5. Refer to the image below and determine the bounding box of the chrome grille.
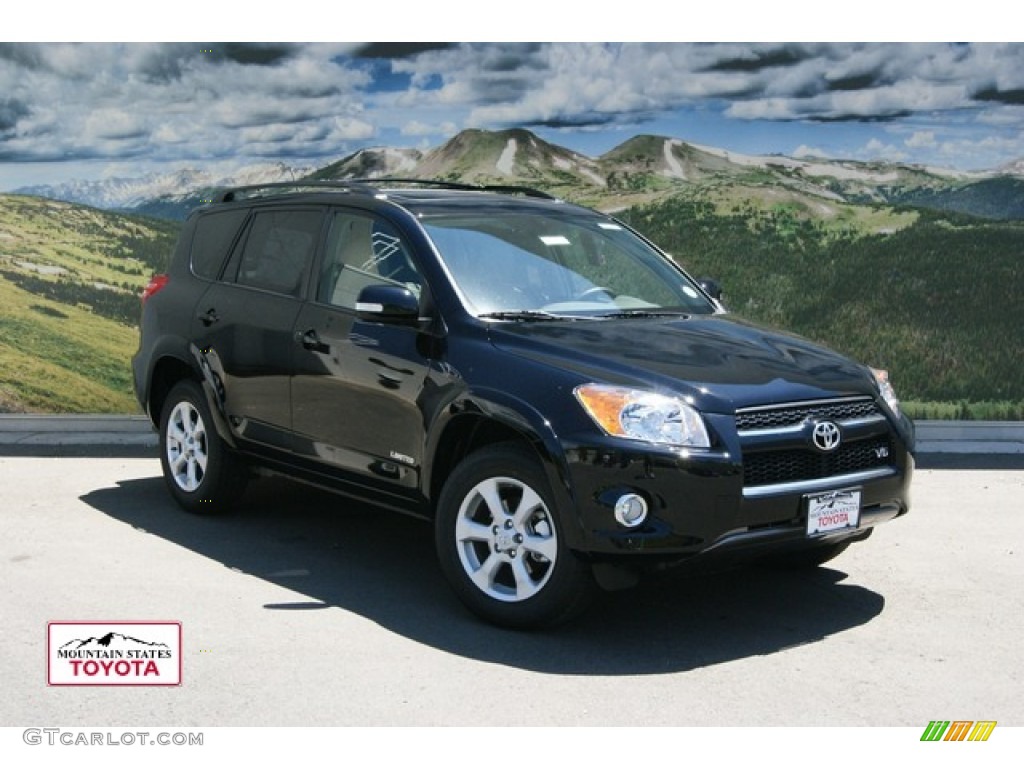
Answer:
[736,397,896,491]
[736,397,879,432]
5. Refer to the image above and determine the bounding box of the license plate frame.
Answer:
[805,487,861,536]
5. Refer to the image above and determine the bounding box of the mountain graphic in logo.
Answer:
[48,622,182,686]
[59,632,170,651]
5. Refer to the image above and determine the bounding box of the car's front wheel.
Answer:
[158,379,246,514]
[435,444,595,628]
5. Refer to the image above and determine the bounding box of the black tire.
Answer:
[158,379,246,514]
[434,444,596,629]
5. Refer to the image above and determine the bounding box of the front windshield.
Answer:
[421,211,716,318]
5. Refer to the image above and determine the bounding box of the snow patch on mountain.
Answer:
[580,167,607,187]
[662,139,686,180]
[349,147,419,176]
[496,138,518,176]
[998,158,1024,176]
[384,147,419,174]
[17,162,313,210]
[691,142,802,171]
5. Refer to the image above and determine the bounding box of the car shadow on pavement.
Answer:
[81,473,885,676]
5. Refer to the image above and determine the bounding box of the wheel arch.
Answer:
[424,392,587,550]
[146,354,196,428]
[158,377,247,514]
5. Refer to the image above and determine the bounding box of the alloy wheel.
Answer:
[454,475,559,603]
[165,400,208,492]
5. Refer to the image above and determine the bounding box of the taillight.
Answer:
[141,274,169,304]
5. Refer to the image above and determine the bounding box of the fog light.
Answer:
[614,494,649,528]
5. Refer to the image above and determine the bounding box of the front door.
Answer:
[290,209,434,494]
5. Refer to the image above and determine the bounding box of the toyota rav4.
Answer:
[133,180,914,628]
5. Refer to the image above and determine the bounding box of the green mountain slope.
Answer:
[4,156,1023,417]
[0,195,179,413]
[619,196,1024,409]
[310,128,1024,223]
[893,177,1024,220]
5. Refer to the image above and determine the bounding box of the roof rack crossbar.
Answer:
[477,184,558,200]
[347,178,478,192]
[348,178,558,200]
[218,180,378,203]
[215,178,559,204]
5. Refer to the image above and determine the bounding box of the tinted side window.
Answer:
[236,210,322,297]
[190,209,248,279]
[317,211,422,309]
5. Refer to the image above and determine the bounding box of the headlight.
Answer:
[871,368,901,417]
[574,384,710,448]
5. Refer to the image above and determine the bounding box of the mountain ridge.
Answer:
[1,169,1022,415]
[16,162,314,217]
[16,128,1024,221]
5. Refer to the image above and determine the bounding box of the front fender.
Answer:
[424,386,589,551]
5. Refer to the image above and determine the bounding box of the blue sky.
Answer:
[2,35,1023,189]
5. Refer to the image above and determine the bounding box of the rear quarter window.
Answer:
[190,209,248,279]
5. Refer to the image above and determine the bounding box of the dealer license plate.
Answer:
[805,488,861,536]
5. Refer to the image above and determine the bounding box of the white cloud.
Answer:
[793,144,828,159]
[860,138,907,163]
[0,43,375,165]
[393,43,1024,131]
[328,116,376,141]
[83,109,147,141]
[1,42,1024,179]
[905,131,936,149]
[401,120,458,137]
[935,133,1024,167]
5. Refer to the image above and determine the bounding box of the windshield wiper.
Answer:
[479,309,605,322]
[598,309,692,319]
[478,310,566,322]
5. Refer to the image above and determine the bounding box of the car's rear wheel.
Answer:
[158,379,245,514]
[435,444,595,628]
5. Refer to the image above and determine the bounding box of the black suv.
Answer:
[133,180,914,628]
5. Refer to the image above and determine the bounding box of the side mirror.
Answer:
[698,278,722,301]
[355,284,420,323]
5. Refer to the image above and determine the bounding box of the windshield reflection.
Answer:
[422,212,715,318]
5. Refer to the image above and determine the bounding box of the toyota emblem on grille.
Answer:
[811,420,842,452]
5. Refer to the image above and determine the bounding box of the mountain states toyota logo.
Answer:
[47,622,182,686]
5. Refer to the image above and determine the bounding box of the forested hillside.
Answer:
[2,186,1022,419]
[619,196,1024,418]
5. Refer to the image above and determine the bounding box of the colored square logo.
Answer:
[47,622,182,686]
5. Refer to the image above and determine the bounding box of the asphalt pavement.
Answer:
[1,446,1022,728]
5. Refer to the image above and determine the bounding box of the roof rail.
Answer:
[217,180,377,203]
[348,178,477,192]
[351,178,559,200]
[477,184,559,200]
[215,178,559,203]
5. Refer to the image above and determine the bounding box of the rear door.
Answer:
[192,207,325,453]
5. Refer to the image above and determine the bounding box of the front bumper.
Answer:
[558,423,913,565]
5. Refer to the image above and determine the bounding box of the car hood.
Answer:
[487,315,877,414]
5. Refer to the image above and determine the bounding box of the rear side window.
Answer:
[236,210,323,297]
[190,209,248,279]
